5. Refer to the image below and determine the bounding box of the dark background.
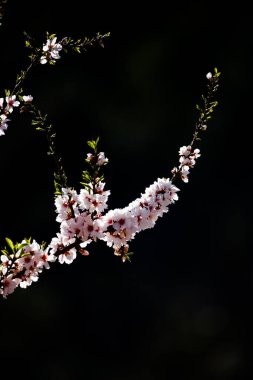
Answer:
[0,1,251,379]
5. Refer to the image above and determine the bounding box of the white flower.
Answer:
[193,148,201,159]
[206,72,212,80]
[49,231,78,264]
[100,177,180,249]
[178,146,201,182]
[5,95,20,113]
[101,208,137,247]
[0,255,11,275]
[0,98,4,108]
[23,95,33,103]
[55,195,73,222]
[40,36,62,64]
[0,114,10,136]
[86,153,94,162]
[40,56,48,65]
[180,165,190,182]
[58,248,77,265]
[78,187,110,214]
[2,275,19,298]
[97,152,108,166]
[49,233,75,254]
[20,277,33,288]
[55,189,79,222]
[179,156,191,166]
[179,145,192,157]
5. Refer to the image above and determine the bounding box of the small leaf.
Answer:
[5,237,15,253]
[87,140,95,150]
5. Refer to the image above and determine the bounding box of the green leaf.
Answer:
[87,140,95,150]
[5,237,15,253]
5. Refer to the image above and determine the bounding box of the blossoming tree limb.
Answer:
[0,30,221,298]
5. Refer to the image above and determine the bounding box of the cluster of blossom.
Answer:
[100,178,179,249]
[171,145,201,182]
[50,176,179,263]
[0,28,217,299]
[0,240,56,298]
[50,179,111,264]
[0,94,33,136]
[0,152,111,297]
[86,151,109,166]
[40,37,62,65]
[0,145,201,297]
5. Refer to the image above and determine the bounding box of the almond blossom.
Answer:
[5,95,20,113]
[23,95,33,103]
[178,145,201,183]
[0,255,11,275]
[40,36,62,64]
[0,114,9,136]
[2,275,20,298]
[0,239,56,297]
[0,94,33,137]
[97,152,109,166]
[0,69,220,297]
[0,146,199,297]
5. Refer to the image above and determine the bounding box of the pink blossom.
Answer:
[86,153,94,162]
[2,275,20,298]
[0,255,11,275]
[178,145,201,183]
[78,187,110,213]
[23,95,33,103]
[179,145,192,157]
[0,114,10,136]
[58,248,77,264]
[97,152,108,166]
[40,36,62,64]
[5,95,20,113]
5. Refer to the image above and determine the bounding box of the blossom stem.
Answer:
[29,105,68,193]
[52,238,82,257]
[11,53,40,97]
[190,77,219,146]
[171,70,220,183]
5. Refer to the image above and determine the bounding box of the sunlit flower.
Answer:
[0,255,11,275]
[40,36,62,64]
[0,114,10,136]
[23,95,33,103]
[5,95,20,113]
[2,275,19,298]
[58,248,77,264]
[97,152,108,166]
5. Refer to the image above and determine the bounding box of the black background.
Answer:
[0,1,252,379]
